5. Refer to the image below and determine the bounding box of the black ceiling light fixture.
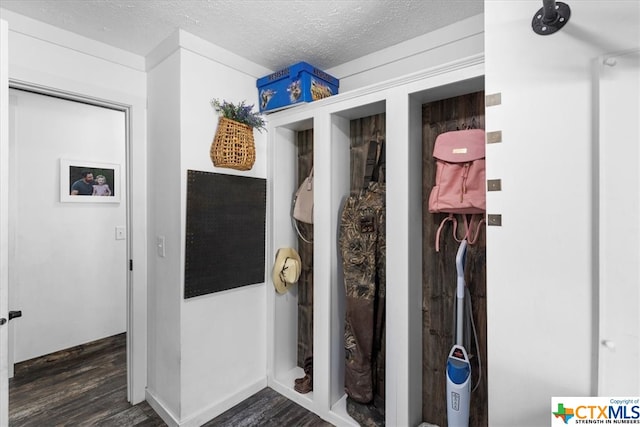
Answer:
[532,0,571,35]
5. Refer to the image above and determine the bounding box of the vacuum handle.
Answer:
[456,240,468,298]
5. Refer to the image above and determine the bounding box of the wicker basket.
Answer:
[210,117,256,170]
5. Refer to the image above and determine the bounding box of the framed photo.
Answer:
[60,159,121,203]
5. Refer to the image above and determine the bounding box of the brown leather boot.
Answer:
[294,374,313,394]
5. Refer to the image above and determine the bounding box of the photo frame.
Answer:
[60,159,121,203]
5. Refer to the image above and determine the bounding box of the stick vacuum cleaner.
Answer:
[446,239,471,427]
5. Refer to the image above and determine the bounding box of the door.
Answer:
[597,49,640,395]
[7,88,128,410]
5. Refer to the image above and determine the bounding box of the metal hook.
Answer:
[532,0,571,35]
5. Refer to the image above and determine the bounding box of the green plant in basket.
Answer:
[211,98,266,133]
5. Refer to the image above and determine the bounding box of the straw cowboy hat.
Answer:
[272,247,302,294]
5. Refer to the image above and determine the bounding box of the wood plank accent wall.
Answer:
[297,130,314,368]
[421,92,488,427]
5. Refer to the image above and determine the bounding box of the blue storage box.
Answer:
[257,62,339,113]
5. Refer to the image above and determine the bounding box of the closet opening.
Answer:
[329,101,386,425]
[268,118,316,405]
[416,79,488,427]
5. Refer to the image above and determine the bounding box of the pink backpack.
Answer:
[428,129,486,251]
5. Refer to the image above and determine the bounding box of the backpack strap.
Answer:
[436,213,485,252]
[435,213,461,252]
[465,214,485,246]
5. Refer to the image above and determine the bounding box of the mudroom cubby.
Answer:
[421,90,488,427]
[267,116,316,403]
[327,101,388,426]
[267,54,485,426]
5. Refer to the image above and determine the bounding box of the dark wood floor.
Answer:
[9,333,333,427]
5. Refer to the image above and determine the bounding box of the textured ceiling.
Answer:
[0,0,483,71]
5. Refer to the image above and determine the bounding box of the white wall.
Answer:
[9,89,126,362]
[327,14,484,92]
[1,8,149,403]
[146,49,182,421]
[178,48,267,423]
[146,32,269,425]
[484,2,640,426]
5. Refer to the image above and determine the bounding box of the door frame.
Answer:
[594,48,640,395]
[5,79,146,405]
[1,18,10,427]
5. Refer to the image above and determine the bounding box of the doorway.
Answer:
[7,88,130,412]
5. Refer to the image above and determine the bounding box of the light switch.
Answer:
[115,226,126,240]
[157,236,166,257]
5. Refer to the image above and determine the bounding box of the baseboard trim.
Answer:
[145,389,180,427]
[146,379,268,427]
[179,378,268,427]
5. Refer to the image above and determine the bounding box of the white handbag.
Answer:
[292,167,313,243]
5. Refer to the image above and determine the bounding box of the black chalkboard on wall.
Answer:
[184,170,266,298]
